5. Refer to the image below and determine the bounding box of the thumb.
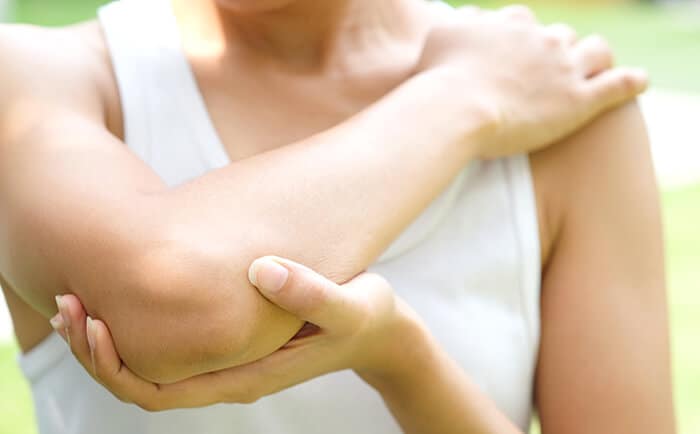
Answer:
[248,256,362,333]
[586,67,648,111]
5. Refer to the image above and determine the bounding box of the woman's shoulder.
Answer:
[0,20,107,86]
[529,101,653,265]
[0,20,121,138]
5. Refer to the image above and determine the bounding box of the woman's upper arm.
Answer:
[531,102,675,434]
[0,100,194,375]
[0,31,273,382]
[0,27,168,318]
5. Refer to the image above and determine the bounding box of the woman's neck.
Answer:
[173,0,429,73]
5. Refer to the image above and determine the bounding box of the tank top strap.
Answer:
[98,0,228,181]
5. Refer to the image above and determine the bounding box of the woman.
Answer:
[0,0,672,433]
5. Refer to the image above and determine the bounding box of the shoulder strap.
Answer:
[98,0,228,179]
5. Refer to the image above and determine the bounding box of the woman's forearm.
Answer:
[364,320,522,434]
[162,71,479,280]
[131,71,483,380]
[4,71,482,383]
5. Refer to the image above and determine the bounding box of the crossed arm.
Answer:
[0,20,674,434]
[0,10,651,389]
[0,53,477,383]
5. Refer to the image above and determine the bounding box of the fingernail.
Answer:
[86,317,96,351]
[55,295,71,345]
[249,257,289,293]
[86,317,97,374]
[247,260,259,287]
[49,313,64,331]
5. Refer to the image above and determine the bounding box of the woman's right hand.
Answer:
[416,5,647,159]
[49,257,425,411]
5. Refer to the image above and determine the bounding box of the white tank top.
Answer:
[19,1,541,433]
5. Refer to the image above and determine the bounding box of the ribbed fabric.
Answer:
[20,1,541,433]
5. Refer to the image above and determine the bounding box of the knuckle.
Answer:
[131,389,167,412]
[220,378,261,404]
[559,60,576,76]
[565,84,586,105]
[619,73,637,93]
[238,392,261,405]
[134,398,164,413]
[592,39,613,60]
[602,49,615,66]
[542,31,562,49]
[113,393,132,405]
[133,398,151,411]
[235,385,262,404]
[586,34,612,55]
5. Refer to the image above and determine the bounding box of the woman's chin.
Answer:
[214,0,298,14]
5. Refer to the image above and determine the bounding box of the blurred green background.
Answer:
[0,1,698,434]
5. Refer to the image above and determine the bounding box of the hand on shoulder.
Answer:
[414,5,647,160]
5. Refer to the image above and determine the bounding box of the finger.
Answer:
[100,332,339,408]
[248,256,366,334]
[83,315,227,411]
[49,312,68,341]
[56,295,92,372]
[499,5,537,23]
[53,295,170,409]
[544,23,578,46]
[86,317,174,409]
[54,297,255,411]
[573,34,614,78]
[86,310,346,409]
[191,340,338,405]
[585,67,648,111]
[105,338,338,409]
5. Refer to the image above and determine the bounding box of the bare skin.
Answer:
[0,0,672,432]
[54,102,674,434]
[0,1,645,384]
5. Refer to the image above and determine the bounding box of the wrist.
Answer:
[355,302,435,392]
[408,69,499,161]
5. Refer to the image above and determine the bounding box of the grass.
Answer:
[11,0,109,26]
[0,344,34,434]
[663,184,700,434]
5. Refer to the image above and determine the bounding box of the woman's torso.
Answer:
[11,0,548,432]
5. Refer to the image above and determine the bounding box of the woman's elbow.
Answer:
[111,243,300,384]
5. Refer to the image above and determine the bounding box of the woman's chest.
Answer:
[192,63,404,162]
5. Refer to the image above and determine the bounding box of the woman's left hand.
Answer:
[51,256,422,411]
